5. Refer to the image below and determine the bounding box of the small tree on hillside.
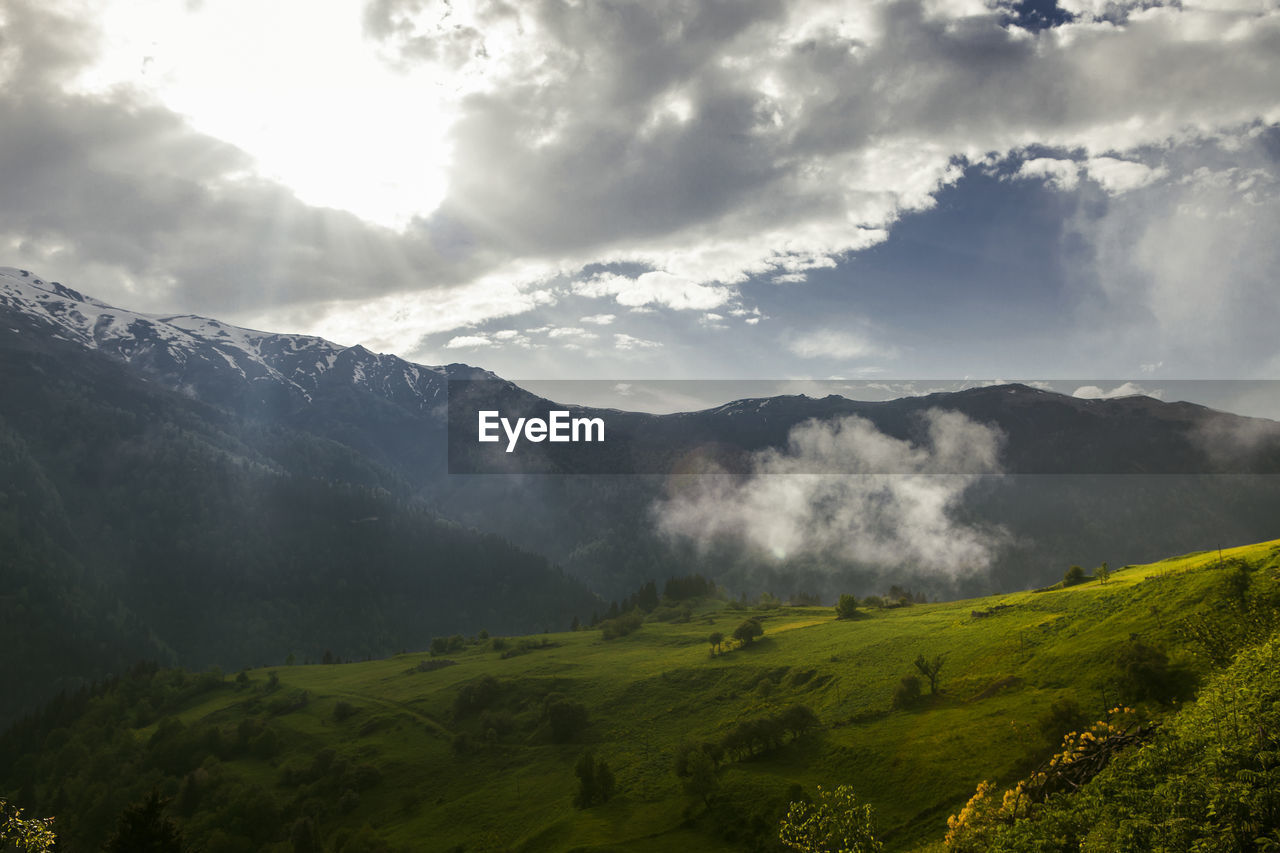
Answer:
[573,751,616,808]
[734,618,764,646]
[914,653,945,696]
[1096,562,1111,585]
[708,631,724,655]
[1063,565,1086,587]
[835,594,861,620]
[682,749,719,806]
[104,791,186,853]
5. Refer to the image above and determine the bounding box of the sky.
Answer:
[2,0,1279,408]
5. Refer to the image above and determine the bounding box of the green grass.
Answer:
[13,539,1280,852]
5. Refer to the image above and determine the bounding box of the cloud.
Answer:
[1085,157,1166,195]
[787,329,894,361]
[444,334,494,349]
[1066,135,1280,376]
[573,272,734,311]
[655,409,1006,575]
[1072,382,1162,399]
[1017,157,1082,190]
[547,326,599,341]
[614,332,662,350]
[3,0,1279,358]
[580,313,616,325]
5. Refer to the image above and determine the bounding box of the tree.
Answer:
[290,816,323,853]
[835,594,860,620]
[573,751,616,808]
[914,654,945,695]
[682,749,719,806]
[1063,565,1086,586]
[778,785,883,852]
[1,799,56,852]
[734,618,764,646]
[708,631,724,655]
[547,699,589,742]
[780,704,820,739]
[1096,561,1111,584]
[103,790,186,853]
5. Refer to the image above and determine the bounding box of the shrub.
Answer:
[573,751,616,808]
[835,594,861,620]
[779,785,883,852]
[547,699,589,743]
[892,676,922,710]
[453,676,501,718]
[733,618,764,646]
[600,610,644,640]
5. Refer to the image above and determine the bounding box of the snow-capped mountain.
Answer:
[0,266,499,417]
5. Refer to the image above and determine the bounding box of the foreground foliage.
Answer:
[0,798,56,852]
[947,627,1280,851]
[779,785,883,852]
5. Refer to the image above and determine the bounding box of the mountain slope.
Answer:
[3,539,1276,852]
[7,266,1280,598]
[0,277,600,727]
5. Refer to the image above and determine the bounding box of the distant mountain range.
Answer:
[4,266,1280,724]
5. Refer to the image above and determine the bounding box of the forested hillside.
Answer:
[4,541,1277,852]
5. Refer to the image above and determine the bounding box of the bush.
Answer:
[573,751,615,808]
[733,618,764,646]
[547,699,589,743]
[600,610,644,640]
[892,676,922,710]
[1114,639,1196,705]
[1063,565,1086,586]
[779,785,883,852]
[835,594,861,620]
[453,676,501,718]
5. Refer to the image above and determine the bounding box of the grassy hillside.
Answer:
[5,539,1279,852]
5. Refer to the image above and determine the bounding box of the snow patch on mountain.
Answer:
[0,267,463,414]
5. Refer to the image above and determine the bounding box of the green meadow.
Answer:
[6,538,1279,852]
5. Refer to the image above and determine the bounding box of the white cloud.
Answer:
[1072,382,1162,399]
[574,271,734,312]
[547,326,597,339]
[1017,158,1082,190]
[614,332,661,350]
[655,410,1006,574]
[580,313,616,325]
[1067,146,1280,376]
[788,329,894,361]
[444,334,494,349]
[1085,157,1166,195]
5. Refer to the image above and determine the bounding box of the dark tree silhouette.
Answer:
[103,790,185,853]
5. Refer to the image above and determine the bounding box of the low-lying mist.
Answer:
[654,409,1009,580]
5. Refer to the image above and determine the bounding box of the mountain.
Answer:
[0,268,599,728]
[5,266,1280,726]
